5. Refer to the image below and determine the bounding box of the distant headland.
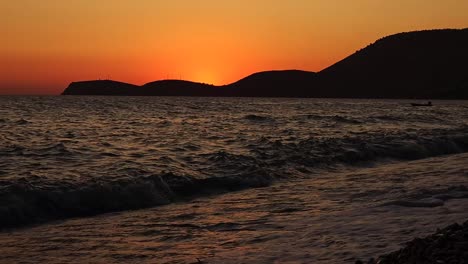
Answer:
[62,28,468,99]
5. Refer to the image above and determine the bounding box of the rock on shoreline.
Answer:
[358,220,468,264]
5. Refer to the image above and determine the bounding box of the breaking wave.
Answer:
[1,128,468,229]
[0,171,274,228]
[1,96,468,229]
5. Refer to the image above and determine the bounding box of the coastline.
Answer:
[360,220,468,263]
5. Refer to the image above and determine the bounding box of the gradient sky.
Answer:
[1,0,468,95]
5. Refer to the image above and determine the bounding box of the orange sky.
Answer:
[1,0,468,95]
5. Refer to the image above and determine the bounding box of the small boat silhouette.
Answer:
[411,101,432,107]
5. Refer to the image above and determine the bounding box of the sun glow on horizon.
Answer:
[1,0,468,94]
[191,70,219,85]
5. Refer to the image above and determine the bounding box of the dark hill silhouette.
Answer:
[62,28,468,99]
[62,80,139,95]
[318,28,468,99]
[141,80,219,96]
[224,70,318,97]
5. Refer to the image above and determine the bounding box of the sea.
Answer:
[0,96,468,263]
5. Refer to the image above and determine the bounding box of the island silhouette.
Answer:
[62,28,468,99]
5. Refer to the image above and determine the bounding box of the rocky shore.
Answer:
[358,220,468,264]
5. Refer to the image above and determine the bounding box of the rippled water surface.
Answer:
[1,96,468,263]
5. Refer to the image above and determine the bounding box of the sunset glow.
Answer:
[1,0,468,94]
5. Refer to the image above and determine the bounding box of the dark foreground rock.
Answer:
[358,220,468,264]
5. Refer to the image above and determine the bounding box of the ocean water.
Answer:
[1,96,468,263]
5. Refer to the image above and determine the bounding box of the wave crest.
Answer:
[0,170,275,229]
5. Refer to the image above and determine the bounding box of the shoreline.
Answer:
[358,220,468,263]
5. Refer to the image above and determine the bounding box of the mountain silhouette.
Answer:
[63,80,139,95]
[62,28,468,99]
[317,28,468,98]
[223,70,317,97]
[141,80,218,96]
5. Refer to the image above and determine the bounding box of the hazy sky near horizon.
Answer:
[1,0,468,94]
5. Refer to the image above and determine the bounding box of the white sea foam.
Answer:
[0,152,467,263]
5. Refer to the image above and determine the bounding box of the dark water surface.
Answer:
[1,96,468,262]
